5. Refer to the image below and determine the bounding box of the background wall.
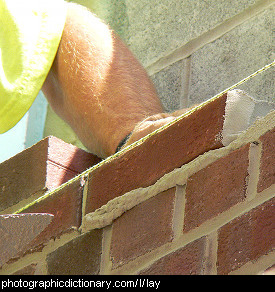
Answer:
[1,0,273,162]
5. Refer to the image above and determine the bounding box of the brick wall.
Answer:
[0,0,274,275]
[0,92,274,275]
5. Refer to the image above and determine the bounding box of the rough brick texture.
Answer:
[217,197,275,275]
[139,237,206,275]
[20,178,84,253]
[257,129,275,193]
[0,136,100,212]
[47,229,103,275]
[85,94,226,213]
[184,144,250,232]
[110,188,176,268]
[0,214,53,267]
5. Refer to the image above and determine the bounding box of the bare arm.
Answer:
[42,3,164,158]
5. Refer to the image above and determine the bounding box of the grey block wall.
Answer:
[188,6,274,105]
[99,0,274,111]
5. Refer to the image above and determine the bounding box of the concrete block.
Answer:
[71,0,130,41]
[151,59,185,112]
[125,0,257,67]
[189,7,274,105]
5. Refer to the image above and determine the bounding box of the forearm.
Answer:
[43,3,163,157]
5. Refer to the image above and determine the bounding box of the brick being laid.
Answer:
[82,90,275,231]
[81,93,225,227]
[84,92,226,214]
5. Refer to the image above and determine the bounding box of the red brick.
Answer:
[85,94,226,213]
[47,229,103,275]
[0,214,53,267]
[47,136,101,174]
[217,197,275,275]
[184,144,249,232]
[139,237,206,275]
[257,128,275,193]
[19,178,84,253]
[110,188,176,268]
[0,136,100,212]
